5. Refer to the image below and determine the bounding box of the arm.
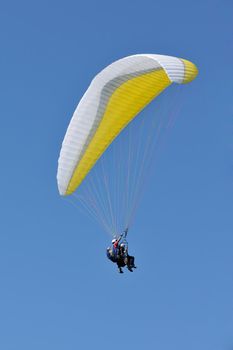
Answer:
[117,235,122,244]
[114,235,123,248]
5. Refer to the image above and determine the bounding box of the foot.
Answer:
[119,268,123,273]
[128,267,133,272]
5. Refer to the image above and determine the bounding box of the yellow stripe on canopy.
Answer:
[66,68,171,195]
[181,59,198,84]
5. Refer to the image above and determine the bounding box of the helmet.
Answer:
[120,243,125,247]
[112,238,117,244]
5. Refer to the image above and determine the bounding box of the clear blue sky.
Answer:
[0,0,232,349]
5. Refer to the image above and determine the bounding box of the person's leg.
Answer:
[127,255,136,270]
[126,256,133,271]
[117,261,124,273]
[130,256,136,268]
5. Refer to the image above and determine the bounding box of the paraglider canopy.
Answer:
[57,54,198,196]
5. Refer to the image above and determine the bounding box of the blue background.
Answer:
[0,0,232,349]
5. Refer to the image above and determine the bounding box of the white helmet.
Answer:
[112,238,117,244]
[120,243,125,247]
